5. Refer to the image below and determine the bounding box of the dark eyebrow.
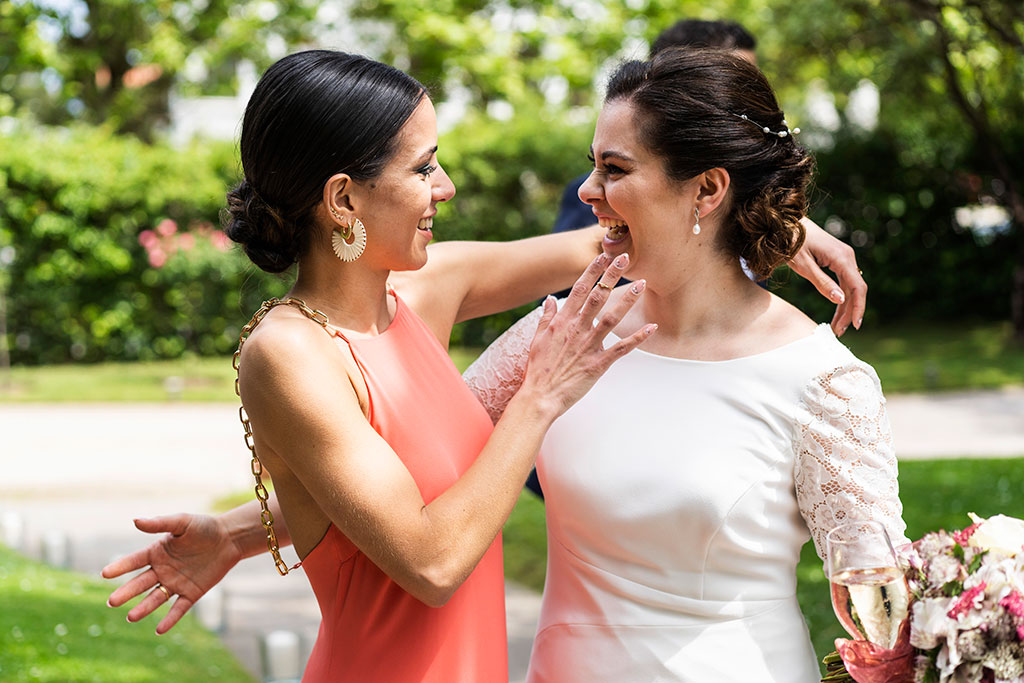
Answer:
[589,145,634,163]
[415,146,438,164]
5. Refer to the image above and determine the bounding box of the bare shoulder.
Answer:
[237,306,352,399]
[757,293,821,345]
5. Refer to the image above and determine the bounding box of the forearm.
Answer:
[220,495,291,560]
[452,226,603,321]
[414,391,556,601]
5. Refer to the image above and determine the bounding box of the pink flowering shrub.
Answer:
[138,219,231,269]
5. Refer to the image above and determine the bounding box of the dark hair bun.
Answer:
[732,155,814,279]
[223,179,299,274]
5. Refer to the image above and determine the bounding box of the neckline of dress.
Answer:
[608,322,834,365]
[322,289,403,343]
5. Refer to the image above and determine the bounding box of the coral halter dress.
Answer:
[300,293,508,682]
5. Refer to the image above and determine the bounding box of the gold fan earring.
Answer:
[329,207,367,262]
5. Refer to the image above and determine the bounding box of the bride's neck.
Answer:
[639,256,767,342]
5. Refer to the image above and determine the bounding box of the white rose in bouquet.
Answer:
[967,513,1024,558]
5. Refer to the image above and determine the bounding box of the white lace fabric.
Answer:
[794,361,908,561]
[462,306,542,424]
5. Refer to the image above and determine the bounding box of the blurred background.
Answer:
[1,1,1022,681]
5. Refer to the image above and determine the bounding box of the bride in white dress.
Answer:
[464,48,908,682]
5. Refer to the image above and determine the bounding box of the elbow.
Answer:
[410,560,464,608]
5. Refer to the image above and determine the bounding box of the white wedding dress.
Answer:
[464,306,909,682]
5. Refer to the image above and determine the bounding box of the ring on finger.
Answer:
[596,282,613,291]
[154,583,171,600]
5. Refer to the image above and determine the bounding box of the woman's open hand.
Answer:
[521,253,655,419]
[102,513,243,634]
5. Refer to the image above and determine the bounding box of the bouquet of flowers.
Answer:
[904,513,1024,682]
[826,514,1024,683]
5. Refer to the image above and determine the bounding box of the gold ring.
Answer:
[155,584,171,600]
[596,282,613,291]
[858,269,863,275]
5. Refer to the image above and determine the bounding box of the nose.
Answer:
[433,164,456,203]
[578,169,603,207]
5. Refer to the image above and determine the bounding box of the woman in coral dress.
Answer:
[103,50,652,682]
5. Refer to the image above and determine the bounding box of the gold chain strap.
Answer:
[233,297,331,575]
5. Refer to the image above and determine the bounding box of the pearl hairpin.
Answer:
[737,113,800,139]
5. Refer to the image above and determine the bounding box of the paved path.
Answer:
[1,390,1021,680]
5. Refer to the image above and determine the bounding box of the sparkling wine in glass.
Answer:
[827,520,909,649]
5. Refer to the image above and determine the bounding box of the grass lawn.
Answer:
[0,347,484,403]
[840,321,1024,393]
[501,457,1024,672]
[0,545,253,683]
[1,321,1021,402]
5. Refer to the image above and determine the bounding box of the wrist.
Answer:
[221,504,265,561]
[506,386,560,428]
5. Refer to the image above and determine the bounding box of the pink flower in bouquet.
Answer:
[178,233,196,251]
[953,523,981,547]
[948,583,987,621]
[1000,592,1024,641]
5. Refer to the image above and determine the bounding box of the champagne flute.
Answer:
[827,520,909,649]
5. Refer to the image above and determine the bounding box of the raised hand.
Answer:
[789,217,867,337]
[520,252,655,418]
[102,513,244,634]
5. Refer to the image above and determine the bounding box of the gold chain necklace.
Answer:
[233,297,330,575]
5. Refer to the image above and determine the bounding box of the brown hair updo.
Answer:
[223,50,426,273]
[604,48,814,279]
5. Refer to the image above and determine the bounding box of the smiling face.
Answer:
[353,98,455,272]
[579,98,704,284]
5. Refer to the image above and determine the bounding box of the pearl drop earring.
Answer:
[692,207,701,235]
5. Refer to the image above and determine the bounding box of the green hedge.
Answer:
[774,132,1016,326]
[1,123,288,364]
[1,118,1015,365]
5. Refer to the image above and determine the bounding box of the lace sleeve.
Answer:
[462,306,544,424]
[794,361,909,564]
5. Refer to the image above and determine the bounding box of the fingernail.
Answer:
[854,317,862,329]
[840,325,848,336]
[647,324,658,334]
[596,253,609,265]
[126,616,133,623]
[613,254,628,268]
[630,279,646,294]
[106,599,113,608]
[829,289,845,304]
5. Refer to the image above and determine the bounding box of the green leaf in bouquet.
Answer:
[952,543,966,561]
[942,580,964,597]
[968,549,988,574]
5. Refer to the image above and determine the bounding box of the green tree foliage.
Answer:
[0,0,318,138]
[3,1,1023,362]
[351,0,1023,334]
[761,0,1023,333]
